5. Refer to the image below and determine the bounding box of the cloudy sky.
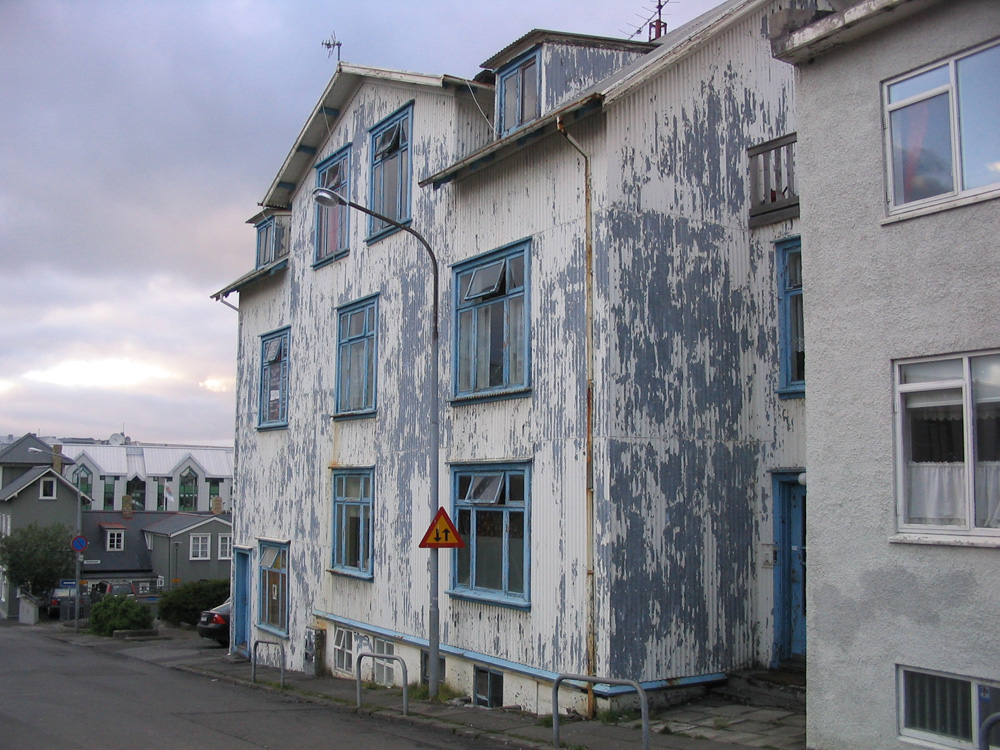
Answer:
[1,0,725,447]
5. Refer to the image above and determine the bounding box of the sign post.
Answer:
[419,508,464,695]
[70,536,87,633]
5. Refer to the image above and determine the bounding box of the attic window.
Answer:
[106,529,124,552]
[40,478,57,500]
[498,51,540,136]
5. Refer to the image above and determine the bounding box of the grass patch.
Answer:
[407,681,463,702]
[596,707,640,725]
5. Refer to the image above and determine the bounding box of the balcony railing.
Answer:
[749,133,799,227]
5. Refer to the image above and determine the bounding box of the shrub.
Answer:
[90,595,153,636]
[157,579,229,626]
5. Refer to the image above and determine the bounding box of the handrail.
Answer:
[551,673,649,750]
[251,639,286,688]
[980,711,1000,749]
[355,652,409,715]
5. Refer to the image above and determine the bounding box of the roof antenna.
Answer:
[322,31,342,61]
[648,1,667,41]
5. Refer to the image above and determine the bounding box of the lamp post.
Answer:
[29,446,81,632]
[312,187,443,698]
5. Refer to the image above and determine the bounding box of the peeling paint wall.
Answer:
[541,43,649,113]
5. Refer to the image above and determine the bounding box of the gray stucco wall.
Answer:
[795,2,1000,747]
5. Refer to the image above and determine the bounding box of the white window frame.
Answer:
[333,626,355,674]
[372,637,395,686]
[218,533,232,560]
[884,39,1000,214]
[894,350,1000,539]
[106,529,124,552]
[40,478,57,499]
[190,534,211,560]
[899,665,1000,749]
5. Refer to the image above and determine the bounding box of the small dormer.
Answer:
[252,210,290,269]
[481,30,655,138]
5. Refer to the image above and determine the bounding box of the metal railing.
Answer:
[551,673,650,750]
[355,652,409,715]
[251,639,286,688]
[980,711,1000,749]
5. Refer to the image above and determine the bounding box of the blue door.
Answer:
[233,549,251,657]
[773,476,806,664]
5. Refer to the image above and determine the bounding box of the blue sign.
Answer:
[71,535,88,552]
[59,579,77,587]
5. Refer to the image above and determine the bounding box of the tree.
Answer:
[0,522,74,598]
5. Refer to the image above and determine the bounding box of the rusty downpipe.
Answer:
[556,115,597,718]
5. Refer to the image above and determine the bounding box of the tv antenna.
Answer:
[621,0,671,41]
[322,30,342,60]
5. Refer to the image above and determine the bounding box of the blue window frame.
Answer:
[255,214,288,268]
[498,50,539,136]
[368,104,412,241]
[453,241,529,400]
[259,328,290,428]
[776,238,804,398]
[335,297,377,416]
[331,469,373,577]
[258,541,288,635]
[315,148,350,264]
[451,464,529,607]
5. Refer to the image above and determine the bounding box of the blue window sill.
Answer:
[365,219,412,245]
[447,588,530,611]
[256,623,289,639]
[777,384,805,400]
[332,409,376,422]
[313,250,349,270]
[450,386,531,406]
[327,567,374,581]
[257,422,289,431]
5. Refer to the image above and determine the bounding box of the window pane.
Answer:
[344,475,362,499]
[361,504,371,570]
[891,93,954,204]
[467,474,503,503]
[508,472,524,504]
[790,293,805,383]
[508,511,524,595]
[507,255,524,290]
[457,509,471,586]
[902,358,964,384]
[957,44,1000,190]
[383,152,400,222]
[521,60,538,123]
[475,511,504,591]
[973,354,1000,527]
[888,65,949,103]
[343,505,361,567]
[503,72,518,130]
[509,296,525,386]
[465,260,505,300]
[904,389,966,526]
[458,310,474,392]
[904,670,972,741]
[786,251,802,289]
[348,310,367,338]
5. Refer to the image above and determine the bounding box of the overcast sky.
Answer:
[1,0,725,447]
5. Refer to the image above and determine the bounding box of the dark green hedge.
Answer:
[157,579,229,626]
[89,595,153,636]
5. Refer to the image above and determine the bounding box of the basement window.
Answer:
[900,666,1000,747]
[474,667,504,708]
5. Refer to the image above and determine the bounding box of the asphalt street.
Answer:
[0,621,497,749]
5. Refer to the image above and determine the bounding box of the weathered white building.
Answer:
[773,0,1000,747]
[218,0,814,712]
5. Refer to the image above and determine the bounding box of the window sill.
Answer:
[889,533,1000,549]
[313,251,348,270]
[256,623,289,639]
[450,387,531,406]
[256,422,288,432]
[447,588,530,611]
[776,384,805,400]
[882,185,1000,225]
[332,410,376,422]
[327,567,374,581]
[365,220,412,245]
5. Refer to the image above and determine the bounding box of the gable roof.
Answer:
[80,511,176,576]
[142,511,232,537]
[421,0,771,189]
[480,29,654,71]
[0,434,58,466]
[0,465,84,503]
[61,444,233,480]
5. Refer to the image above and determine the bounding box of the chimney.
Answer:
[52,444,64,474]
[122,495,134,519]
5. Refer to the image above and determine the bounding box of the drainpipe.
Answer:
[556,115,597,717]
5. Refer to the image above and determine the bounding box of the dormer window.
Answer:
[255,214,289,268]
[498,51,540,135]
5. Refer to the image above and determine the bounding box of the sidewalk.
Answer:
[35,620,805,750]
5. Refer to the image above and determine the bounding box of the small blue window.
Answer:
[255,215,288,269]
[259,328,290,428]
[315,148,350,264]
[451,464,529,607]
[335,297,377,416]
[331,469,373,578]
[777,238,804,398]
[453,242,529,400]
[258,542,288,635]
[368,104,412,241]
[498,51,540,136]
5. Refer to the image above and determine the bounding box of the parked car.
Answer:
[92,580,137,599]
[196,598,231,646]
[44,587,75,618]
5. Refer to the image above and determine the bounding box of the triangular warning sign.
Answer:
[419,507,465,549]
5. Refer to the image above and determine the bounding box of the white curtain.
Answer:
[907,461,1000,527]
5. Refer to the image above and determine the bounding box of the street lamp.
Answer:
[28,446,83,633]
[312,187,443,698]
